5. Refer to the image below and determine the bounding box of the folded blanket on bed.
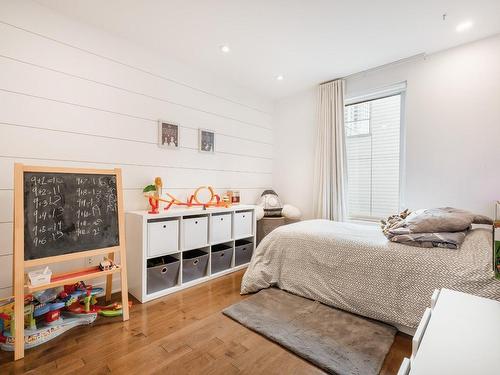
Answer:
[381,207,492,249]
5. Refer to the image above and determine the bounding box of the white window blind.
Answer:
[344,93,403,220]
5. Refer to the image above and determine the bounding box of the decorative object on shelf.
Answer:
[199,128,215,153]
[99,258,116,271]
[143,179,231,212]
[158,120,179,149]
[143,177,163,214]
[257,190,283,217]
[27,267,52,287]
[226,190,240,205]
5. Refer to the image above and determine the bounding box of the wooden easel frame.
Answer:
[13,164,129,360]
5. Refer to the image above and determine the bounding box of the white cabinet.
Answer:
[147,219,179,257]
[402,289,500,375]
[210,213,232,244]
[183,216,208,250]
[234,211,253,239]
[126,205,256,303]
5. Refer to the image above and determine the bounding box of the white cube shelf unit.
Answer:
[125,205,256,303]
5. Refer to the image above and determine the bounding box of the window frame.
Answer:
[344,83,406,221]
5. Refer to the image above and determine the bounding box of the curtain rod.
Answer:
[319,53,425,86]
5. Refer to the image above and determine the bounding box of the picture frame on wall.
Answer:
[199,128,215,153]
[158,120,180,149]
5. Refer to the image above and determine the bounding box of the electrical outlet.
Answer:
[85,256,99,266]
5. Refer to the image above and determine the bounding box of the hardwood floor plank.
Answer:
[0,269,411,374]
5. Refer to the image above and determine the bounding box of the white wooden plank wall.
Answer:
[0,0,274,297]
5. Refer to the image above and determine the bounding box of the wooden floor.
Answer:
[0,270,411,374]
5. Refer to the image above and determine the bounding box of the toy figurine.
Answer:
[143,177,163,214]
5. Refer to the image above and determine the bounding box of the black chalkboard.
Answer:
[24,172,120,261]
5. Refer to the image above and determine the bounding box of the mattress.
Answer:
[241,220,500,329]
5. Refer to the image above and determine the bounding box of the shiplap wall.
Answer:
[0,0,273,297]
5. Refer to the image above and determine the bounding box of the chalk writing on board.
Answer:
[24,173,120,260]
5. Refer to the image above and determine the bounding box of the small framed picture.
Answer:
[199,128,215,153]
[158,120,180,149]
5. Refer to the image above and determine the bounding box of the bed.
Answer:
[241,220,500,333]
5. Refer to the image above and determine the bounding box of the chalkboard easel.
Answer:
[12,164,130,360]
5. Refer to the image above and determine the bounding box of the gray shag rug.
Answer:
[223,288,396,375]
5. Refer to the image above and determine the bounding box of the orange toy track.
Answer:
[144,185,231,212]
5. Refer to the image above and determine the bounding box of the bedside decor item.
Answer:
[255,206,265,221]
[158,120,179,149]
[199,128,215,153]
[257,190,283,217]
[282,204,302,220]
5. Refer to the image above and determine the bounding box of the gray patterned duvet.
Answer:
[241,220,500,330]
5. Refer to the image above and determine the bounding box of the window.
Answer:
[344,92,404,220]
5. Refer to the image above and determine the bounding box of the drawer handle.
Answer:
[195,221,198,224]
[242,215,245,218]
[193,259,199,265]
[163,225,166,228]
[220,217,223,221]
[161,267,168,274]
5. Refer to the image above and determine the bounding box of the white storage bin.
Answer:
[234,211,253,239]
[183,216,208,250]
[210,213,232,244]
[148,219,179,257]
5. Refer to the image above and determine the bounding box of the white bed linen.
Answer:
[241,220,500,329]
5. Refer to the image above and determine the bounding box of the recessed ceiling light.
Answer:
[276,75,284,81]
[456,20,473,32]
[220,45,230,53]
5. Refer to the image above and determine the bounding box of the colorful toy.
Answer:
[143,177,232,213]
[0,281,128,352]
[99,258,116,271]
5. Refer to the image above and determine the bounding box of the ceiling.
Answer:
[35,0,500,101]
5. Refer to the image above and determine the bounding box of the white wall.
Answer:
[274,33,500,220]
[273,89,316,219]
[0,0,273,297]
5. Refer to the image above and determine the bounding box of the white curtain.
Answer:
[313,79,347,221]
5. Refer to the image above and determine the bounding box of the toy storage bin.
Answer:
[210,213,232,244]
[235,239,253,266]
[183,215,209,250]
[234,210,253,239]
[147,218,179,258]
[211,243,233,274]
[182,249,209,283]
[147,255,180,294]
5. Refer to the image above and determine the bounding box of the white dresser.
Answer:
[398,288,500,375]
[125,205,256,303]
